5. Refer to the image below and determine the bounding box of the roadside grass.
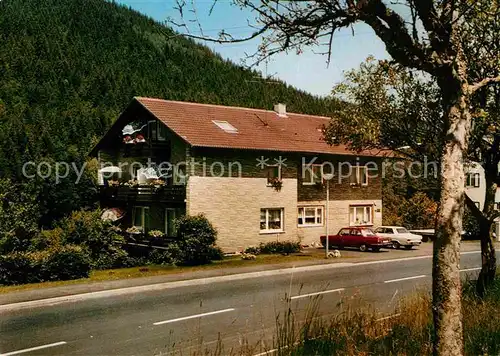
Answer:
[257,278,500,356]
[0,251,342,294]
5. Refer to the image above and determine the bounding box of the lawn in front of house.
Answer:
[0,251,337,294]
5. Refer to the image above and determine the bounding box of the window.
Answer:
[466,173,480,187]
[165,209,176,236]
[212,120,238,134]
[362,228,376,236]
[350,166,368,186]
[376,227,393,234]
[174,163,187,185]
[150,120,166,141]
[265,165,281,185]
[298,206,323,226]
[132,206,149,231]
[339,228,350,236]
[495,203,500,211]
[157,121,167,141]
[396,228,409,233]
[303,164,322,185]
[349,205,373,226]
[260,208,284,233]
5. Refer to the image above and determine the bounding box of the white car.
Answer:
[374,226,423,249]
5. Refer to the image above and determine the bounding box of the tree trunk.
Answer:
[476,165,499,296]
[433,65,471,355]
[477,218,496,296]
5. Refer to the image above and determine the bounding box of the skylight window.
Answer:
[212,120,238,134]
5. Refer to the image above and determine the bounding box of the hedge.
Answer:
[245,241,302,255]
[0,245,91,286]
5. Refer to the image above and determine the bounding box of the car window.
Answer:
[385,228,394,234]
[350,229,361,235]
[396,228,409,233]
[339,228,350,235]
[362,228,376,236]
[375,227,383,233]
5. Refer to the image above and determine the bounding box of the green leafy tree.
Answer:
[0,179,40,254]
[57,209,127,269]
[172,1,500,352]
[460,1,500,296]
[326,55,499,295]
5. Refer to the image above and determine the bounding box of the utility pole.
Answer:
[325,178,330,258]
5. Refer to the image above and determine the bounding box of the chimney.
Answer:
[274,103,287,117]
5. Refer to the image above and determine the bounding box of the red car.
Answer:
[320,227,392,252]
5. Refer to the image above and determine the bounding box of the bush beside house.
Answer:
[57,210,127,269]
[0,211,225,286]
[171,214,223,266]
[244,241,302,255]
[0,208,127,285]
[0,246,91,285]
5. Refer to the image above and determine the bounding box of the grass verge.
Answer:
[265,279,500,356]
[0,251,340,294]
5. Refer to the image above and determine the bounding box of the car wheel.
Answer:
[405,245,413,250]
[359,244,368,252]
[393,241,401,249]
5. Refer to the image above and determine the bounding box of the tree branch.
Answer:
[358,0,436,73]
[465,194,489,224]
[469,75,500,94]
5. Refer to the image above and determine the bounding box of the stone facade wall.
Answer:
[186,149,384,251]
[187,176,298,252]
[297,199,383,247]
[298,156,383,201]
[188,147,298,178]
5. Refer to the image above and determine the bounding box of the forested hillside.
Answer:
[0,0,341,226]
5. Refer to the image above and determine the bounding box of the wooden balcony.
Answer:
[100,185,186,203]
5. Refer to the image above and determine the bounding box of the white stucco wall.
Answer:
[465,162,500,210]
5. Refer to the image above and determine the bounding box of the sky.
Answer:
[117,0,390,97]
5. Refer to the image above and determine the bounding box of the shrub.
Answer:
[57,209,128,269]
[244,246,261,255]
[0,252,40,285]
[207,246,224,261]
[174,214,219,265]
[0,246,91,285]
[42,245,91,281]
[148,249,175,265]
[30,228,65,251]
[259,241,301,254]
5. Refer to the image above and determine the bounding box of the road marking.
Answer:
[384,275,427,284]
[291,288,345,300]
[0,341,67,356]
[461,251,481,255]
[153,308,235,325]
[375,313,401,322]
[460,267,482,272]
[355,250,480,267]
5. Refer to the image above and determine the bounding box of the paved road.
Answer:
[0,249,492,356]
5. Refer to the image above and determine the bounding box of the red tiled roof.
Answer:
[135,97,386,157]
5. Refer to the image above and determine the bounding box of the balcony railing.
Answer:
[100,185,186,203]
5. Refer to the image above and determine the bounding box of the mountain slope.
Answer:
[0,0,341,225]
[0,0,340,169]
